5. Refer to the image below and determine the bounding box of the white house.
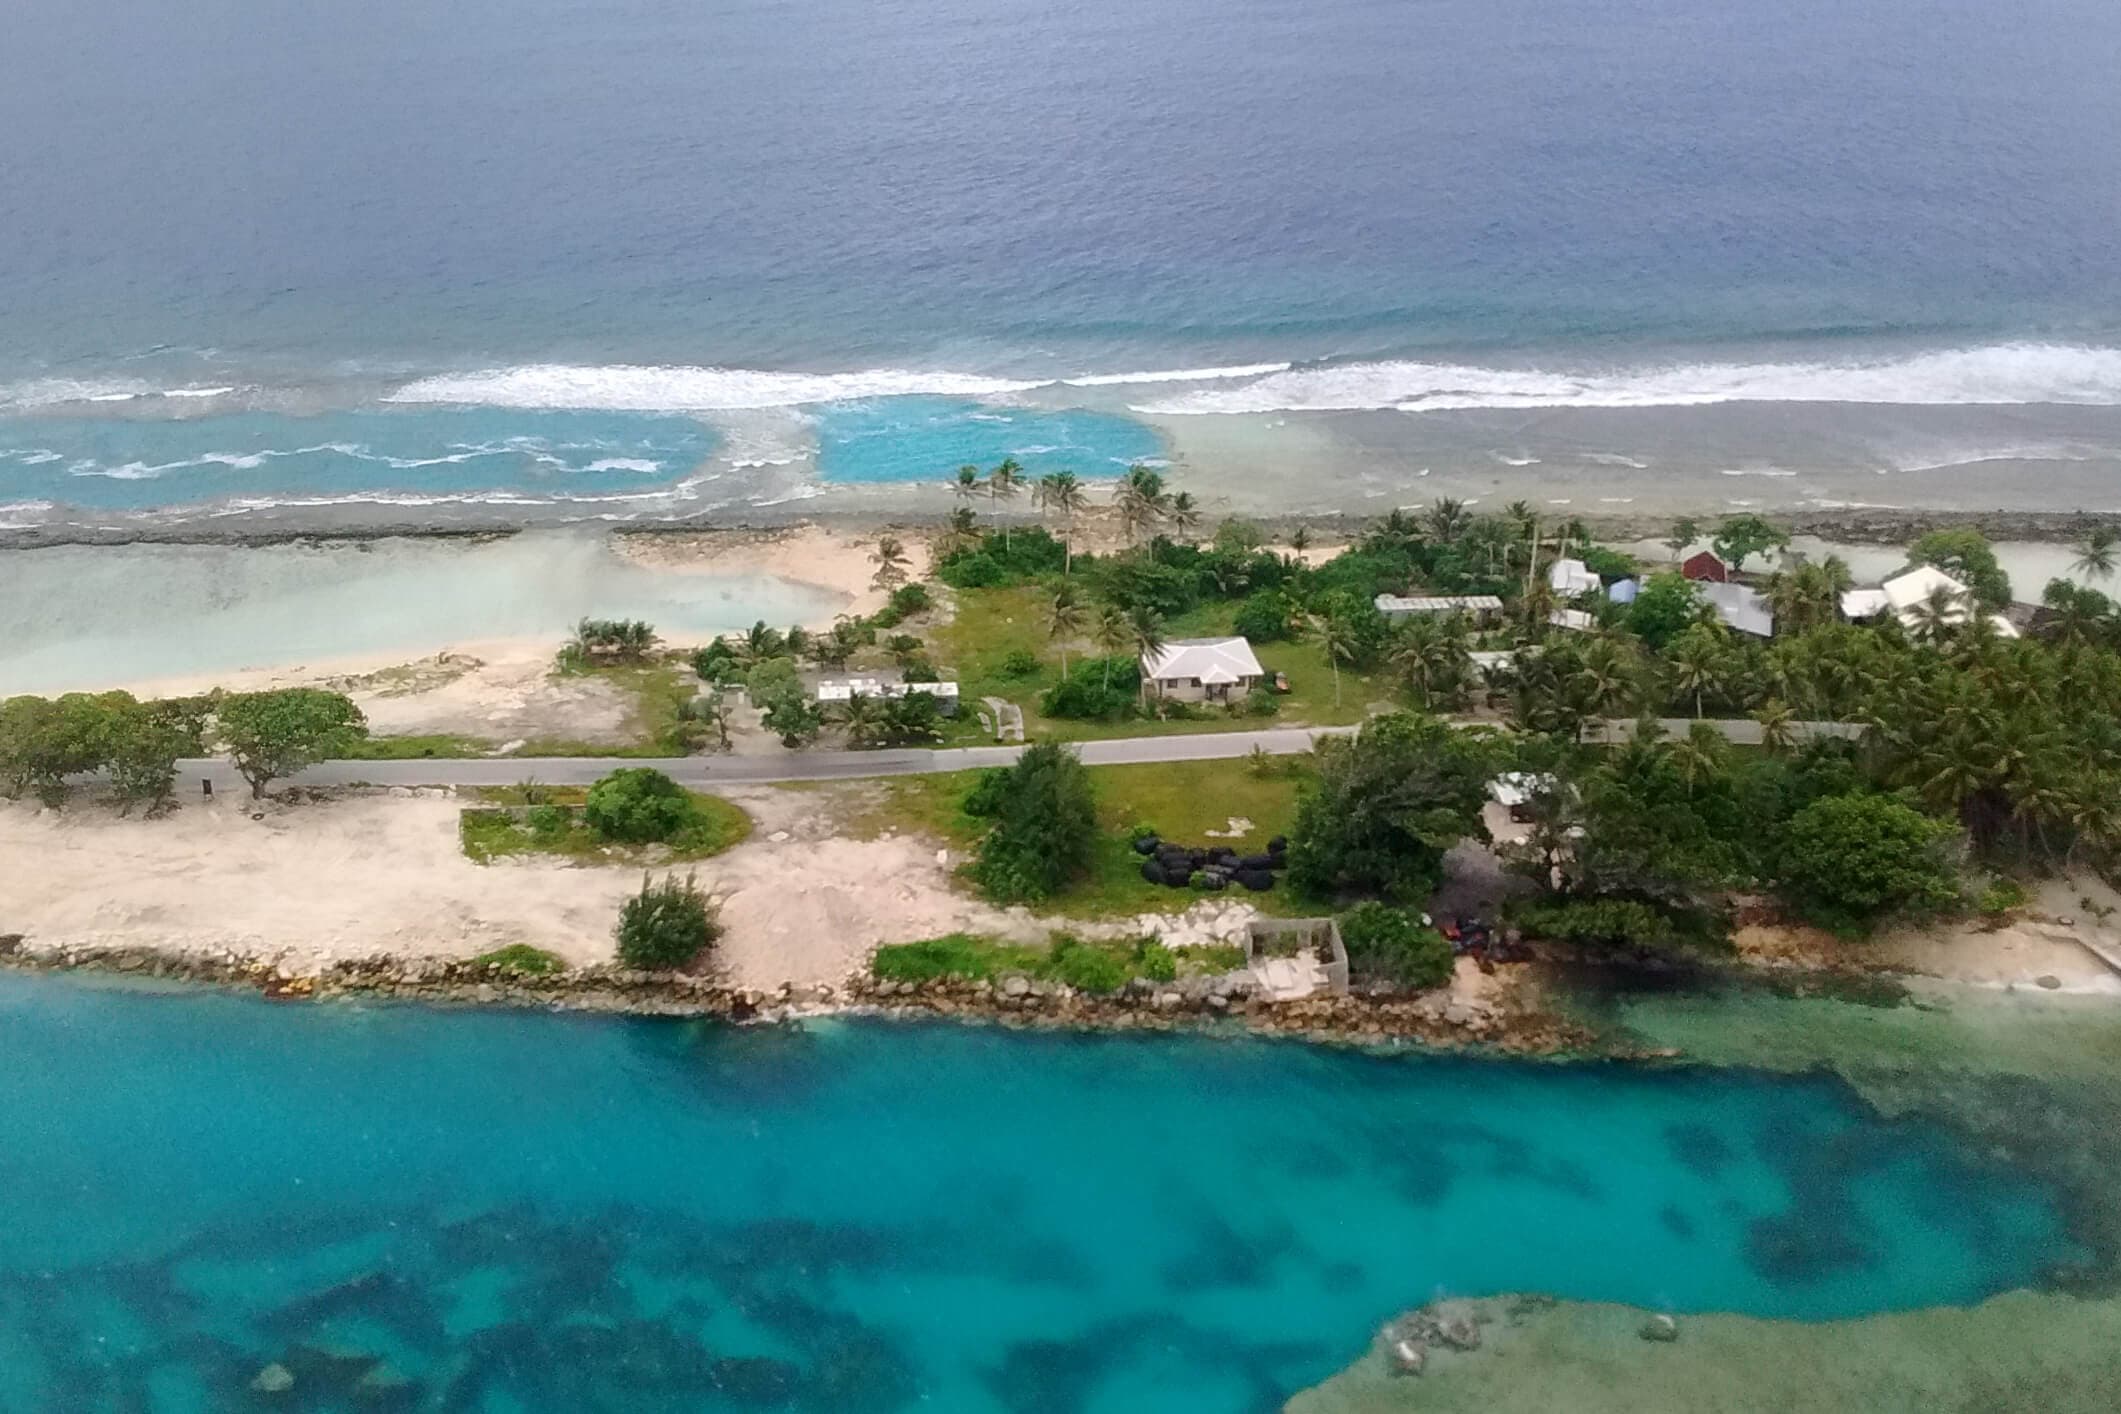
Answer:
[1141,636,1266,704]
[1549,558,1601,597]
[1859,565,2020,639]
[1374,593,1504,624]
[1699,581,1775,638]
[815,677,962,714]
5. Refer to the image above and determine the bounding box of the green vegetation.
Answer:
[471,944,568,976]
[1709,513,1791,573]
[968,743,1099,902]
[1776,791,1962,936]
[216,688,368,798]
[614,872,721,970]
[1287,713,1494,902]
[870,931,1232,990]
[557,617,657,670]
[339,732,496,760]
[460,774,750,864]
[1338,903,1455,988]
[1,691,212,811]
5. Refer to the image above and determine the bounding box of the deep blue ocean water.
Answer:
[2,0,2119,521]
[0,978,2077,1412]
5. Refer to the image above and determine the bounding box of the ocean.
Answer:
[0,978,2081,1411]
[3,0,2120,529]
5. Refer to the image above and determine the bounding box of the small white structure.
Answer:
[1488,772,1554,809]
[1469,649,1516,672]
[1863,565,2020,639]
[1840,587,1891,620]
[1699,581,1775,638]
[1141,636,1266,704]
[1549,558,1601,597]
[1548,608,1598,633]
[815,677,961,714]
[1374,593,1504,623]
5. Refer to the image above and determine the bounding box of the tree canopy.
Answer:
[968,743,1099,903]
[215,689,367,798]
[1286,712,1493,902]
[1776,791,1962,936]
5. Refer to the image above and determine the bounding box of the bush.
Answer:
[473,944,567,976]
[1239,691,1280,719]
[969,743,1099,902]
[999,647,1042,679]
[1137,946,1178,983]
[614,872,721,970]
[1287,712,1493,902]
[961,767,1014,818]
[1339,903,1455,989]
[526,803,571,840]
[1776,792,1962,936]
[889,581,933,617]
[1232,593,1296,643]
[872,933,1031,983]
[1978,878,2029,919]
[1040,658,1141,720]
[1048,937,1132,994]
[584,768,696,844]
[1510,898,1681,951]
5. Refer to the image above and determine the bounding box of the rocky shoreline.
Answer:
[0,936,1598,1055]
[5,504,2118,553]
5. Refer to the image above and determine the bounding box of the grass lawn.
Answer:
[930,583,1390,745]
[848,756,1323,919]
[459,791,751,865]
[341,732,500,761]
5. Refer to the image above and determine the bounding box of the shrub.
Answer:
[614,872,721,970]
[692,640,744,684]
[938,554,1006,589]
[1509,898,1680,951]
[969,743,1099,902]
[1047,935,1133,994]
[1040,658,1141,720]
[526,803,571,840]
[473,944,567,976]
[1978,878,2029,919]
[1232,592,1296,643]
[1287,712,1493,902]
[1339,903,1455,989]
[1239,691,1280,719]
[1137,946,1178,983]
[584,768,696,844]
[999,647,1042,679]
[961,767,1015,818]
[871,933,1029,983]
[1776,792,1962,936]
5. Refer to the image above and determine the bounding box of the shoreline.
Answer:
[6,503,2119,555]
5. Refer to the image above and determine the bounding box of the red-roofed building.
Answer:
[1681,551,1730,583]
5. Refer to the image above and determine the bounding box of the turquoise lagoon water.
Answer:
[0,408,717,517]
[812,398,1164,486]
[0,978,2077,1412]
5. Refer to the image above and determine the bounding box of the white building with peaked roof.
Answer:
[1141,636,1266,704]
[1850,565,2019,639]
[1700,581,1775,638]
[1549,558,1601,597]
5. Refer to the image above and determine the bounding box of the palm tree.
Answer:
[1309,611,1356,708]
[987,458,1022,548]
[1093,603,1131,688]
[1672,722,1728,789]
[1286,525,1312,563]
[1666,626,1727,718]
[1042,471,1088,572]
[2072,526,2117,582]
[1393,613,1471,709]
[1571,638,1639,738]
[1168,491,1202,543]
[939,505,981,556]
[953,464,982,506]
[1426,497,1470,545]
[1048,583,1086,677]
[835,690,885,748]
[1753,699,1796,755]
[1114,465,1168,544]
[869,534,910,590]
[1504,500,1536,539]
[1910,584,1967,645]
[1127,605,1167,700]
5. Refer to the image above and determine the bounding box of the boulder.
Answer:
[1389,1338,1426,1376]
[1132,836,1160,856]
[1001,976,1032,998]
[1639,1313,1679,1342]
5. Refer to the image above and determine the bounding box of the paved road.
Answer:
[169,716,1864,795]
[173,726,1349,793]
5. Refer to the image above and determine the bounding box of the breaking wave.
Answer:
[386,364,1046,410]
[1130,343,2121,414]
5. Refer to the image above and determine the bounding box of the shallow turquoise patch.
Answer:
[812,396,1163,484]
[0,978,2081,1413]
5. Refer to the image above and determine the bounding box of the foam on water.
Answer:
[1134,344,2121,415]
[386,363,1046,410]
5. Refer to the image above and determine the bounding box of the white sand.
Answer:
[0,786,1039,992]
[613,523,920,624]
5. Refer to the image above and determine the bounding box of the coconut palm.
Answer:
[1127,606,1167,700]
[1503,500,1536,539]
[1425,496,1470,545]
[834,690,885,748]
[987,458,1022,548]
[1571,638,1640,737]
[1666,625,1728,718]
[1286,525,1312,562]
[1114,465,1168,544]
[2072,526,2117,582]
[1041,471,1088,572]
[869,534,910,590]
[938,505,981,556]
[1309,610,1357,708]
[1909,584,1968,645]
[953,464,982,505]
[1393,613,1472,709]
[1753,698,1796,755]
[1093,603,1132,688]
[1048,583,1086,677]
[1672,721,1729,789]
[1168,491,1202,543]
